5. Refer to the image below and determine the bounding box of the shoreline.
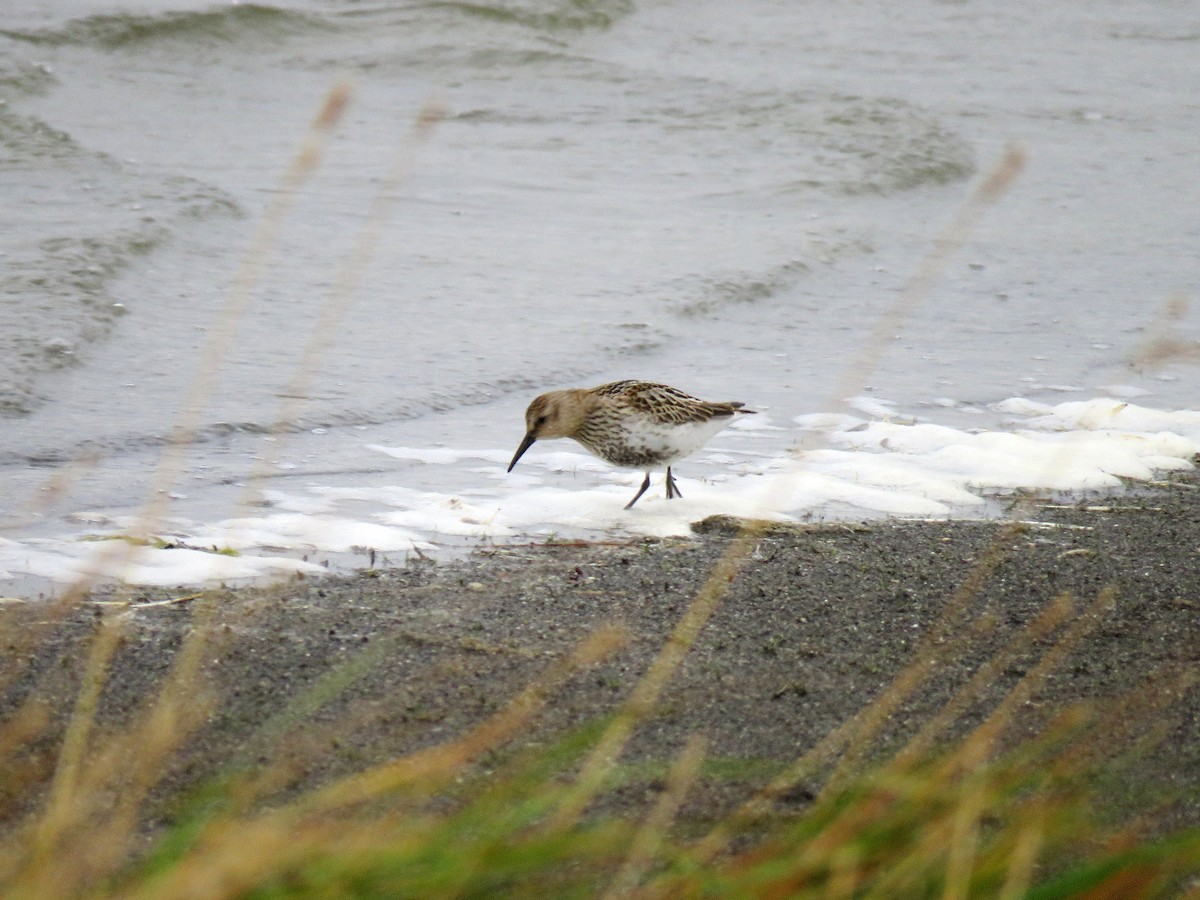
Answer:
[4,472,1199,838]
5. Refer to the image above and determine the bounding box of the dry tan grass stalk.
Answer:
[0,700,53,885]
[691,491,1028,864]
[895,590,1074,766]
[815,522,1027,799]
[6,95,483,900]
[996,796,1047,900]
[824,844,864,899]
[1,450,101,538]
[1128,293,1199,369]
[550,522,771,831]
[133,81,354,536]
[821,143,1026,422]
[692,580,1099,868]
[79,599,226,879]
[0,696,51,770]
[125,82,354,554]
[689,611,980,865]
[0,89,358,891]
[0,85,354,703]
[4,596,228,896]
[602,733,708,899]
[942,748,990,900]
[11,607,128,896]
[238,97,445,510]
[126,623,626,899]
[957,585,1118,761]
[650,148,1033,866]
[1047,664,1198,808]
[303,623,626,814]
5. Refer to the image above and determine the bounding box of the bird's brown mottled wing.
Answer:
[596,381,746,427]
[592,380,643,398]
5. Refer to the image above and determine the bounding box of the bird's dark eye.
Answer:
[534,415,548,428]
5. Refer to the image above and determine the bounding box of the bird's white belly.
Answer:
[610,416,732,468]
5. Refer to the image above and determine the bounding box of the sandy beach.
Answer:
[4,473,1199,842]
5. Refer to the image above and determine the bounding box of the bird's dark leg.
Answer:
[665,466,683,500]
[625,473,653,510]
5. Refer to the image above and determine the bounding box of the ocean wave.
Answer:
[0,60,57,98]
[423,0,634,32]
[654,90,976,197]
[0,352,651,467]
[0,105,239,418]
[820,100,976,195]
[0,4,332,51]
[668,260,815,319]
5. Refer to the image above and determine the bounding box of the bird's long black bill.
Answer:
[507,432,537,472]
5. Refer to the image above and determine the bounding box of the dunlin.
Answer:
[507,380,756,508]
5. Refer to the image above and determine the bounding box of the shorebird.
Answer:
[507,380,755,509]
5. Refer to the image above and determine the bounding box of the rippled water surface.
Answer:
[2,0,1198,586]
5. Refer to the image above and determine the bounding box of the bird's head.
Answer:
[507,390,588,472]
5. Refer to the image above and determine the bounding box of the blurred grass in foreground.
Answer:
[0,577,1197,899]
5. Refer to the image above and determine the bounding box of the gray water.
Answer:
[2,0,1198,551]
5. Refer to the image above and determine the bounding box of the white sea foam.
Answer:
[998,397,1200,439]
[367,445,511,465]
[847,396,904,419]
[189,513,434,555]
[0,535,322,588]
[2,398,1196,591]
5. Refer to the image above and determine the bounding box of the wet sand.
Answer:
[4,473,1199,837]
